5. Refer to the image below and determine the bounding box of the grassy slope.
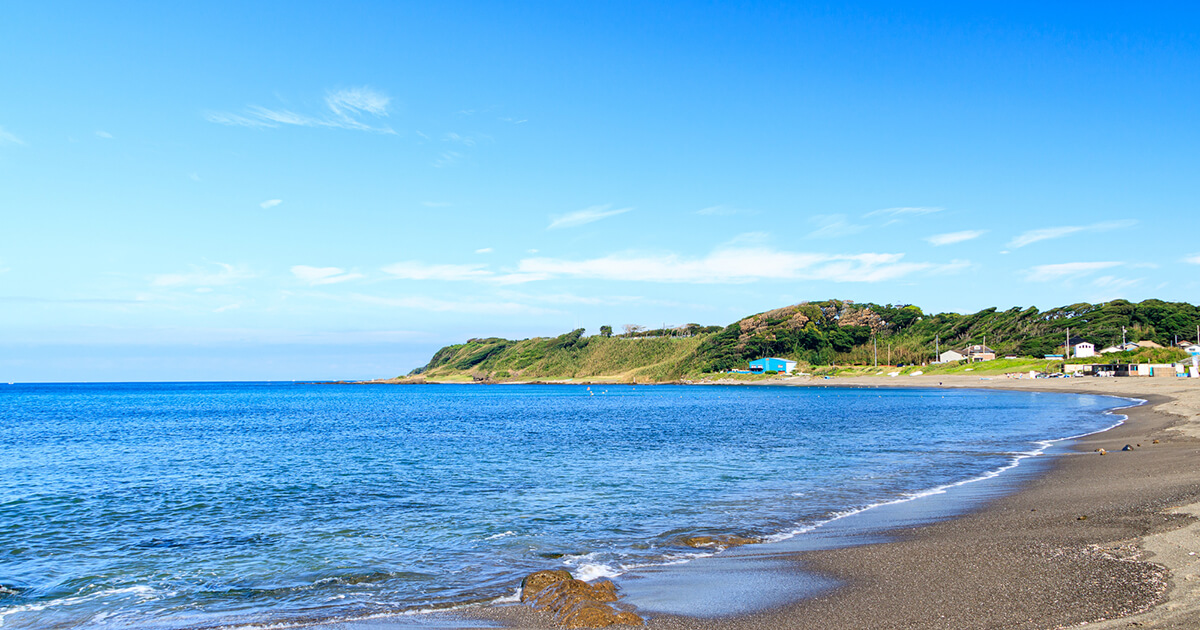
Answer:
[416,334,709,382]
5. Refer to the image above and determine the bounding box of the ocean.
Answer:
[0,382,1129,629]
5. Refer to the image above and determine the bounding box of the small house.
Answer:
[749,357,798,374]
[1186,344,1200,356]
[1073,342,1096,358]
[963,344,996,362]
[937,350,966,363]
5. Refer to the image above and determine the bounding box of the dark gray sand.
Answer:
[456,380,1200,630]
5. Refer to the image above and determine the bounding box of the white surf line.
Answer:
[763,394,1146,544]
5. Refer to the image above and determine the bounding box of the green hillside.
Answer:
[406,298,1200,382]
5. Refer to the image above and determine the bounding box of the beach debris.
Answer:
[680,534,761,549]
[1153,439,1160,444]
[1122,444,1135,451]
[520,570,643,628]
[1078,515,1088,520]
[1097,449,1107,455]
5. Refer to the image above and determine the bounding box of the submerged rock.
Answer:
[681,534,761,549]
[519,570,643,628]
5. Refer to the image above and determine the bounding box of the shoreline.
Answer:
[456,376,1200,629]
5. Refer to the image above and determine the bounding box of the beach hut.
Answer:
[748,357,798,374]
[1073,341,1096,358]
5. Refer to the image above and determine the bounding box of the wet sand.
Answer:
[465,375,1200,629]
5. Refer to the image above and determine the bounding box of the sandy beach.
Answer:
[467,375,1200,630]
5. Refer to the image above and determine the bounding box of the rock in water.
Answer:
[519,570,643,627]
[681,534,760,549]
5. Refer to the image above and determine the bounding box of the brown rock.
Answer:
[559,600,643,628]
[521,570,572,602]
[681,534,761,549]
[519,571,642,627]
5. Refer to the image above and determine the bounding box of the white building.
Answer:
[937,350,966,363]
[1073,342,1095,358]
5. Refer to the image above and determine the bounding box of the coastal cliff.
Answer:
[399,299,1199,383]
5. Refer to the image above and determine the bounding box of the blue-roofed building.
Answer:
[749,357,798,374]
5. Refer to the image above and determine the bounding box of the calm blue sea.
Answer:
[0,383,1128,629]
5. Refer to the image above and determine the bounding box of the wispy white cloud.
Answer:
[443,132,476,146]
[206,86,395,133]
[381,261,492,282]
[806,214,868,239]
[433,151,462,168]
[499,117,528,124]
[260,199,283,209]
[1091,275,1140,291]
[547,205,633,230]
[325,87,390,118]
[925,230,986,246]
[475,248,493,254]
[381,261,544,285]
[203,111,276,128]
[247,106,317,127]
[1023,261,1122,282]
[1008,220,1136,248]
[865,206,943,218]
[1184,253,1200,265]
[0,126,25,146]
[291,265,364,286]
[95,130,113,139]
[517,247,964,284]
[188,172,202,182]
[1008,226,1084,248]
[150,262,253,288]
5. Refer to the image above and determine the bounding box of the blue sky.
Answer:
[2,2,1199,381]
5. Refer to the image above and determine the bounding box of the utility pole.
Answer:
[1066,328,1071,360]
[888,342,892,366]
[1122,326,1126,348]
[935,334,940,361]
[873,334,878,367]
